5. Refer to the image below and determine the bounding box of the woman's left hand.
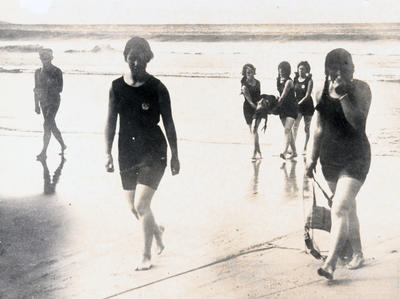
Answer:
[171,155,180,175]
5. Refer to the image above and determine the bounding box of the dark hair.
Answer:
[39,48,53,57]
[278,61,291,78]
[297,61,311,73]
[242,63,256,77]
[123,36,154,63]
[325,48,354,80]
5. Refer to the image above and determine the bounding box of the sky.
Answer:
[0,0,400,24]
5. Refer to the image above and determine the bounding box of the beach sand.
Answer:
[0,73,399,298]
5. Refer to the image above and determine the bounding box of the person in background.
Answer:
[34,48,66,160]
[306,48,371,280]
[105,37,180,271]
[276,61,298,160]
[241,63,262,160]
[293,61,315,154]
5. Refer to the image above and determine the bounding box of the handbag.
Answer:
[304,176,353,261]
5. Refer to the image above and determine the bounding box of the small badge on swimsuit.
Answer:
[142,102,150,110]
[302,84,306,89]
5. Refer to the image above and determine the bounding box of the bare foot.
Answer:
[252,151,262,160]
[36,152,47,161]
[60,144,67,155]
[135,256,152,271]
[347,253,364,270]
[317,264,335,280]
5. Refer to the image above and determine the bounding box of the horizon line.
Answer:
[1,21,400,26]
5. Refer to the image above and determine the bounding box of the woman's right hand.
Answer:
[35,104,41,114]
[105,154,114,172]
[305,159,317,178]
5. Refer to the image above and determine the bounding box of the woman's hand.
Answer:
[105,154,114,172]
[35,104,41,114]
[329,74,349,99]
[170,155,180,175]
[305,159,317,178]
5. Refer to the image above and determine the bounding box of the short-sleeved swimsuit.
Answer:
[111,76,168,190]
[34,65,63,119]
[294,75,315,116]
[242,78,260,125]
[316,80,371,183]
[277,78,298,120]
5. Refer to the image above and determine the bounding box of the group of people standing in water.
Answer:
[241,60,315,161]
[33,36,371,280]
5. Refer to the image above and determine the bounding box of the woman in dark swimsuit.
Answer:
[293,61,314,154]
[276,61,298,159]
[105,37,180,270]
[241,64,262,160]
[306,48,372,280]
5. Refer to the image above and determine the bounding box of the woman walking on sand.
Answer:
[241,63,262,160]
[276,61,298,160]
[293,61,314,154]
[306,48,371,280]
[105,37,180,270]
[34,48,67,160]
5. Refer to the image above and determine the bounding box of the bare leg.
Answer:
[303,115,312,153]
[318,176,363,279]
[251,119,262,159]
[133,184,164,270]
[50,120,66,153]
[280,117,297,158]
[292,112,302,142]
[37,120,51,159]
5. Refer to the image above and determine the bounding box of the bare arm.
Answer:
[241,85,257,109]
[278,80,294,102]
[56,68,63,93]
[306,89,324,177]
[158,82,180,175]
[105,86,118,155]
[298,78,313,105]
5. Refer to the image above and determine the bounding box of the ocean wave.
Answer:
[0,67,22,73]
[0,44,43,52]
[65,44,116,53]
[1,23,400,42]
[0,67,234,78]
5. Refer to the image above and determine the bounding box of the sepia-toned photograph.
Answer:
[0,0,399,298]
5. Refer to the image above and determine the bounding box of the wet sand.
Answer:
[0,131,399,298]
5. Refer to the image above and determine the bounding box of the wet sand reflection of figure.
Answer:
[280,160,299,200]
[249,159,262,197]
[37,156,66,195]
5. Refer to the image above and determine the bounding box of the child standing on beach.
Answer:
[34,48,66,160]
[105,37,180,270]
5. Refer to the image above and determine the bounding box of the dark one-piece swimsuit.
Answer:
[242,78,260,125]
[111,75,168,190]
[316,80,371,183]
[277,77,298,120]
[294,75,315,116]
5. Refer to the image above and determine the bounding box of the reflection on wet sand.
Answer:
[37,156,66,195]
[280,159,299,199]
[250,159,262,196]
